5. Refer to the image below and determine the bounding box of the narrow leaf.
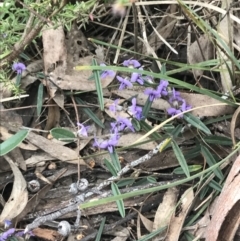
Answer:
[95,216,106,241]
[117,178,135,187]
[75,97,105,128]
[131,118,141,131]
[111,182,125,218]
[0,129,29,156]
[173,165,202,175]
[142,96,153,120]
[37,83,43,116]
[50,128,75,142]
[204,135,232,146]
[208,180,222,192]
[104,158,118,177]
[201,145,224,180]
[109,148,121,172]
[171,139,190,177]
[183,113,211,134]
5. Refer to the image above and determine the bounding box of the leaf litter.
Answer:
[1,1,240,241]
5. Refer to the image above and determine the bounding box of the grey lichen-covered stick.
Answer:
[24,140,167,233]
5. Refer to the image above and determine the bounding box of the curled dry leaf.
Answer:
[187,34,214,78]
[0,155,28,224]
[152,187,179,240]
[205,154,240,241]
[26,132,86,165]
[165,187,194,241]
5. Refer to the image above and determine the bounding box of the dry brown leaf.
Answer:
[141,5,178,54]
[152,187,179,240]
[188,34,214,78]
[118,133,157,150]
[188,196,218,239]
[26,132,86,165]
[0,155,28,224]
[216,0,233,93]
[230,105,240,146]
[205,154,240,240]
[165,187,194,241]
[138,211,153,232]
[32,228,62,241]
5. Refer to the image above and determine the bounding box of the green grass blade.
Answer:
[75,97,105,129]
[171,139,190,178]
[111,182,125,218]
[0,129,29,156]
[92,58,104,111]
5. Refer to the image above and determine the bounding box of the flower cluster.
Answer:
[115,59,146,90]
[77,59,191,154]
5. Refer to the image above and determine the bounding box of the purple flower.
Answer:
[168,88,181,103]
[130,68,144,85]
[0,228,15,241]
[111,117,135,132]
[15,230,34,238]
[180,99,191,112]
[157,80,169,96]
[129,98,142,120]
[4,220,12,229]
[94,133,119,153]
[116,76,133,90]
[123,59,141,68]
[144,88,161,102]
[77,123,88,137]
[167,91,191,118]
[167,107,182,117]
[100,64,115,79]
[12,62,26,75]
[109,99,121,114]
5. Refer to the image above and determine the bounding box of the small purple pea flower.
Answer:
[77,123,89,137]
[0,228,15,241]
[123,59,141,68]
[94,133,119,153]
[116,76,133,90]
[168,88,181,103]
[109,99,122,114]
[144,88,161,102]
[157,80,169,96]
[129,98,142,120]
[12,62,26,75]
[111,117,135,132]
[100,64,115,79]
[130,68,144,85]
[4,220,12,229]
